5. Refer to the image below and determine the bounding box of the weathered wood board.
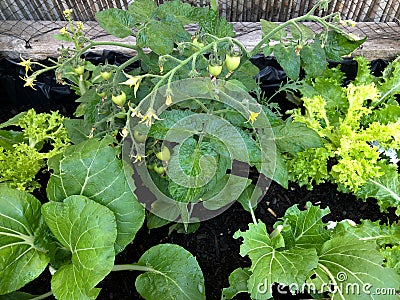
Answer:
[0,21,399,60]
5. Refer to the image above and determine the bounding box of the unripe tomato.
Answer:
[156,146,171,161]
[100,71,113,81]
[134,130,147,143]
[73,65,85,75]
[225,54,241,72]
[208,64,222,77]
[111,91,126,107]
[193,38,205,48]
[154,165,166,175]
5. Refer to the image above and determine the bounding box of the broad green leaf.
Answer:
[136,244,205,300]
[0,130,24,150]
[300,42,327,77]
[128,0,157,23]
[0,292,40,299]
[289,23,314,40]
[236,184,263,212]
[63,119,90,144]
[0,112,27,129]
[311,236,400,300]
[234,222,319,299]
[46,138,145,253]
[96,9,135,38]
[202,175,251,210]
[276,202,330,250]
[230,60,260,91]
[156,0,206,25]
[319,31,365,62]
[0,186,49,294]
[356,165,400,215]
[222,268,251,299]
[260,19,286,40]
[273,44,300,80]
[42,196,117,300]
[273,120,323,155]
[146,212,171,230]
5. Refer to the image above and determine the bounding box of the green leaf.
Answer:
[0,186,49,294]
[273,43,300,80]
[0,112,27,129]
[289,23,314,40]
[42,196,117,300]
[0,130,24,150]
[96,8,135,38]
[0,292,41,300]
[46,138,145,253]
[260,20,286,40]
[236,184,263,212]
[146,212,171,230]
[128,0,157,23]
[320,31,366,61]
[63,119,90,144]
[230,60,260,91]
[311,236,400,300]
[277,202,331,249]
[381,245,400,274]
[376,60,400,104]
[273,120,323,155]
[300,42,327,77]
[356,165,400,215]
[135,244,205,300]
[234,222,319,299]
[222,268,251,299]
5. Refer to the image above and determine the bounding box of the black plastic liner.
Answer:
[0,50,389,122]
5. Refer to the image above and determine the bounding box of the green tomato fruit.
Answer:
[154,165,166,175]
[156,146,171,161]
[225,54,241,72]
[111,91,127,107]
[208,64,223,77]
[73,65,85,75]
[193,38,205,48]
[100,71,112,81]
[134,130,147,143]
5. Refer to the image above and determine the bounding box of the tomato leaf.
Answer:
[273,43,300,80]
[96,8,135,38]
[127,0,157,23]
[319,31,366,62]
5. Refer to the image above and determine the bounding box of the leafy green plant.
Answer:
[286,56,400,214]
[0,138,205,300]
[0,109,70,191]
[224,202,400,299]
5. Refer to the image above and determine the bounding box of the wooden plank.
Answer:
[0,21,399,61]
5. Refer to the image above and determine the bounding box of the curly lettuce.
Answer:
[287,56,400,213]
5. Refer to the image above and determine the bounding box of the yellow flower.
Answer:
[246,110,261,125]
[18,55,33,75]
[165,94,172,106]
[139,108,161,127]
[63,9,73,18]
[132,154,146,163]
[20,76,37,90]
[121,72,141,97]
[76,21,85,31]
[130,107,144,119]
[59,27,68,35]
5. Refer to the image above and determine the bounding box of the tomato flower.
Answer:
[121,72,141,97]
[20,76,37,90]
[246,109,261,125]
[18,55,33,75]
[139,108,162,127]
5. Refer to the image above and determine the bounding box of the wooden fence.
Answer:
[1,0,400,22]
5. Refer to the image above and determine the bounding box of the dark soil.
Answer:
[1,54,398,300]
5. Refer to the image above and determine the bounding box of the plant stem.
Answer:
[249,202,257,225]
[31,291,53,300]
[112,264,158,273]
